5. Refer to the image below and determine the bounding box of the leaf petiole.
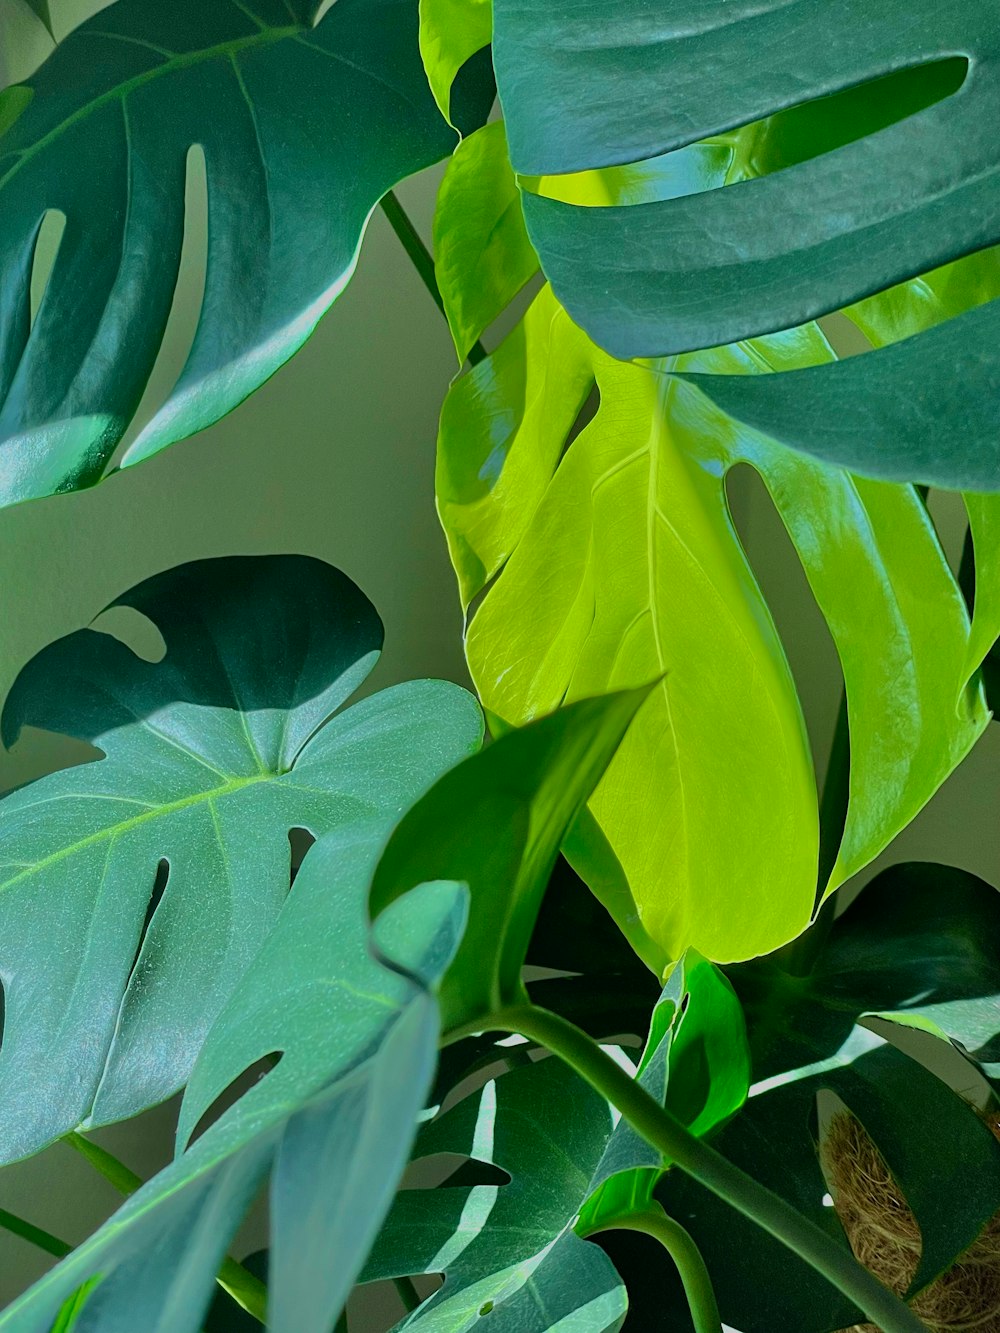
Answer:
[584,1205,722,1333]
[480,1003,929,1333]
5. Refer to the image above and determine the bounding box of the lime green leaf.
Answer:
[657,863,1000,1331]
[436,282,593,611]
[580,952,749,1234]
[0,0,493,510]
[0,831,465,1333]
[419,0,491,125]
[370,685,651,1031]
[0,555,482,1163]
[440,275,989,960]
[434,120,539,365]
[363,1059,627,1330]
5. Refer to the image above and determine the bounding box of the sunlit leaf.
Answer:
[0,830,466,1333]
[364,1058,627,1331]
[0,555,482,1162]
[0,0,493,509]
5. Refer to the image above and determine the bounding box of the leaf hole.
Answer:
[105,143,208,468]
[478,1301,494,1316]
[288,827,316,890]
[124,858,171,992]
[526,58,969,208]
[28,208,66,332]
[187,1051,285,1147]
[724,463,847,884]
[89,605,167,664]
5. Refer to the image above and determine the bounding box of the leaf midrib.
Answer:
[0,18,301,196]
[0,770,272,896]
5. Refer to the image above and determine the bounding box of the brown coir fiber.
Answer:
[823,1108,1000,1332]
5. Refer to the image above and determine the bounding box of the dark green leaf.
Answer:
[0,0,493,509]
[657,864,1000,1332]
[0,827,466,1333]
[363,1058,627,1330]
[494,2,997,352]
[369,684,651,1032]
[492,4,1000,485]
[0,555,482,1162]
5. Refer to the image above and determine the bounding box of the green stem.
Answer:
[64,1133,267,1324]
[597,1206,722,1333]
[65,1132,142,1195]
[379,190,489,366]
[487,1004,928,1333]
[393,1275,422,1313]
[0,1207,72,1259]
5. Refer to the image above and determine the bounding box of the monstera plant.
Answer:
[2,1,1000,1331]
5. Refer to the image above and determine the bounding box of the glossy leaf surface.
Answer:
[491,4,1000,485]
[440,278,988,962]
[0,829,466,1333]
[434,121,538,365]
[658,864,1000,1331]
[370,686,650,1029]
[581,951,749,1233]
[418,0,491,125]
[0,0,492,509]
[364,1058,627,1331]
[0,555,482,1162]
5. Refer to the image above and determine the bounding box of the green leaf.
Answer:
[440,273,989,961]
[434,120,539,365]
[657,863,1000,1332]
[0,0,493,510]
[580,952,749,1234]
[362,1058,627,1330]
[0,554,482,1163]
[491,6,1000,485]
[369,684,651,1032]
[493,2,998,353]
[0,827,466,1333]
[21,1,53,37]
[419,0,491,125]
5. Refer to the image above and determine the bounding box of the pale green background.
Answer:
[1,0,1000,1317]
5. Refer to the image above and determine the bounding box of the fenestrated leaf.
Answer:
[494,2,1000,350]
[362,1058,627,1331]
[369,684,652,1032]
[434,121,538,365]
[491,5,1000,485]
[580,952,750,1236]
[0,825,467,1333]
[440,273,988,962]
[0,555,483,1163]
[0,0,494,509]
[418,0,491,126]
[656,863,1000,1332]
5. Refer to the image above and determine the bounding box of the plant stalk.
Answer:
[0,1207,72,1259]
[595,1206,722,1333]
[64,1133,268,1324]
[379,190,488,366]
[487,1003,928,1333]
